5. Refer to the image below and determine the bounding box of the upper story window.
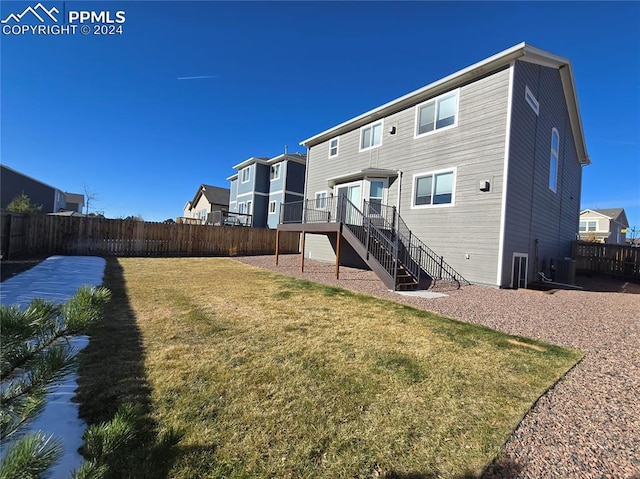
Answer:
[549,128,559,192]
[525,86,539,116]
[241,167,250,183]
[412,169,456,208]
[415,90,459,137]
[268,201,277,214]
[360,121,383,151]
[270,163,281,181]
[329,138,339,157]
[579,220,597,232]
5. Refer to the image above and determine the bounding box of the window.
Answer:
[525,86,539,116]
[269,201,277,214]
[579,220,597,232]
[369,180,384,213]
[238,202,246,214]
[241,167,250,183]
[246,200,253,216]
[329,138,339,157]
[314,191,327,209]
[415,91,458,137]
[412,169,455,207]
[360,121,383,151]
[549,128,559,192]
[270,163,281,181]
[199,209,207,221]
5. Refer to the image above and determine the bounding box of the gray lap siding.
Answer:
[501,61,583,286]
[304,67,512,285]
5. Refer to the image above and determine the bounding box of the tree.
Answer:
[163,218,176,224]
[6,192,42,214]
[83,185,98,216]
[0,287,113,478]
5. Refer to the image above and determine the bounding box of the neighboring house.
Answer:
[579,208,629,244]
[278,43,590,290]
[183,184,230,224]
[1,165,84,213]
[228,153,306,228]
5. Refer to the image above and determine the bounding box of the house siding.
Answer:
[304,67,511,285]
[0,166,57,213]
[229,179,238,210]
[500,60,583,286]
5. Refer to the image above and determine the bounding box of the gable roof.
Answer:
[300,42,590,166]
[581,208,629,227]
[189,184,230,208]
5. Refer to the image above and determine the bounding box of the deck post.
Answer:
[335,229,341,279]
[300,232,305,272]
[275,229,280,265]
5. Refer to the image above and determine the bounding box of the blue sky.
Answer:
[1,1,639,228]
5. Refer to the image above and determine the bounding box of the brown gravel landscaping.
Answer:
[236,254,640,479]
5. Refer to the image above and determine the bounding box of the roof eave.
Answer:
[300,42,529,148]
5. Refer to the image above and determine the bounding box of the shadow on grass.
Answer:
[383,457,523,478]
[75,257,181,478]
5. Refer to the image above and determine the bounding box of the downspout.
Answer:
[396,170,403,216]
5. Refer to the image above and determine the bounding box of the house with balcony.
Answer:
[579,208,628,244]
[182,184,230,224]
[228,153,306,228]
[277,43,590,290]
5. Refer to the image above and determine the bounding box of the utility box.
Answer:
[550,258,576,284]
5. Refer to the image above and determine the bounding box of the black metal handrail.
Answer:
[279,196,469,289]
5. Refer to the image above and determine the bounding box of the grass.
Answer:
[77,257,582,479]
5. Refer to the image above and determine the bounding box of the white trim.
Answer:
[496,62,515,287]
[328,137,339,158]
[413,89,460,139]
[524,85,539,116]
[233,157,269,170]
[510,253,529,289]
[549,127,559,192]
[410,168,457,209]
[236,191,269,198]
[268,189,305,197]
[359,119,384,152]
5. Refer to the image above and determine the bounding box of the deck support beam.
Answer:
[300,232,305,272]
[335,229,341,279]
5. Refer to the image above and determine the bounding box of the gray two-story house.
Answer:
[228,153,306,228]
[277,43,590,289]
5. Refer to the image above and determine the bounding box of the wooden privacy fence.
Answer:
[572,241,640,280]
[0,212,299,259]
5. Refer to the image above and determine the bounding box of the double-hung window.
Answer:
[415,91,458,137]
[314,191,327,209]
[360,121,383,151]
[268,201,277,214]
[241,167,250,183]
[329,138,339,157]
[549,128,559,192]
[270,164,281,181]
[413,169,456,207]
[579,220,597,232]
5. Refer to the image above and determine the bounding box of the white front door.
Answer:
[336,181,362,224]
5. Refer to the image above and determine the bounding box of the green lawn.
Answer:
[77,257,582,479]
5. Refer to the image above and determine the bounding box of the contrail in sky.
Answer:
[177,75,219,80]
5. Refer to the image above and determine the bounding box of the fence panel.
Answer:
[572,241,640,280]
[0,213,299,259]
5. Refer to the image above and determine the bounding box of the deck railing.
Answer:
[279,197,469,288]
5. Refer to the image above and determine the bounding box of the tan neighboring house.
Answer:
[183,184,230,224]
[579,208,629,244]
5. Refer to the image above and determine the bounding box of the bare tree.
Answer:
[84,184,98,215]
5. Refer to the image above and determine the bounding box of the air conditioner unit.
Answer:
[550,258,576,285]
